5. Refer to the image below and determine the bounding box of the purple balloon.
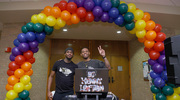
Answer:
[93,0,103,6]
[75,0,85,7]
[148,59,157,66]
[12,47,22,56]
[150,71,160,79]
[158,55,166,65]
[94,17,100,22]
[18,43,30,52]
[68,0,75,3]
[92,6,103,17]
[29,40,39,49]
[31,47,39,53]
[84,0,95,11]
[114,15,124,25]
[9,54,16,61]
[101,0,112,11]
[100,12,109,22]
[152,63,164,74]
[17,33,27,43]
[160,50,165,55]
[161,71,168,81]
[154,77,165,88]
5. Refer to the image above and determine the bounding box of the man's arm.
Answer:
[103,57,111,70]
[47,71,55,100]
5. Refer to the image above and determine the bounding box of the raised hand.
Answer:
[98,45,106,57]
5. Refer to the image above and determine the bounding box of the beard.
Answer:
[66,56,72,61]
[83,56,88,59]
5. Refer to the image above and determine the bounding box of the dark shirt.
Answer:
[77,59,106,69]
[52,60,78,93]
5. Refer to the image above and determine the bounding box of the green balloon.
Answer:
[167,83,177,88]
[155,93,166,100]
[162,86,174,96]
[34,23,44,33]
[119,21,126,27]
[111,0,120,8]
[26,22,34,32]
[19,90,29,99]
[25,97,30,100]
[21,25,28,33]
[124,12,134,23]
[151,85,161,94]
[125,21,135,31]
[46,32,53,35]
[45,24,54,33]
[14,98,22,100]
[118,3,128,14]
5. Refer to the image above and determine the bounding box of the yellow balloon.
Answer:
[136,29,146,38]
[6,90,18,100]
[37,13,47,25]
[133,10,144,20]
[46,16,56,26]
[5,98,13,100]
[127,3,136,12]
[135,20,146,31]
[31,14,38,24]
[120,1,126,4]
[13,82,24,93]
[54,23,61,30]
[24,82,32,91]
[128,28,136,34]
[167,93,180,100]
[56,18,66,27]
[174,87,180,94]
[20,75,31,85]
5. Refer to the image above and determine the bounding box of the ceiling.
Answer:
[0,0,180,41]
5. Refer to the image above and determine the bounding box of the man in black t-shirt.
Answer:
[47,47,78,100]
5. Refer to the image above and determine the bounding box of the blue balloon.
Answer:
[75,0,85,7]
[108,7,119,19]
[68,0,75,3]
[84,0,95,11]
[9,54,16,61]
[13,39,20,47]
[108,17,114,23]
[114,15,124,25]
[93,0,103,6]
[17,33,27,43]
[161,71,168,81]
[154,77,165,88]
[12,47,22,56]
[94,17,100,22]
[101,0,112,11]
[18,43,30,52]
[150,71,160,79]
[100,12,109,22]
[92,6,103,17]
[36,32,46,40]
[25,32,36,42]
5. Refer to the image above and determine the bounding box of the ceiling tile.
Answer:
[0,0,10,2]
[171,0,180,6]
[135,0,174,6]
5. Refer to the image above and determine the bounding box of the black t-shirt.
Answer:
[77,59,106,68]
[52,60,78,93]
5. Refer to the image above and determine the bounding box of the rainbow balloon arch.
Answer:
[4,0,180,100]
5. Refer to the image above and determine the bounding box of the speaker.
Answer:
[164,35,180,86]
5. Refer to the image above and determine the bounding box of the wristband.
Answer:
[103,56,106,59]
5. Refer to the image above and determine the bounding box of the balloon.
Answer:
[100,12,109,22]
[51,7,61,18]
[85,12,94,22]
[21,25,28,33]
[19,90,29,99]
[24,82,32,91]
[150,71,160,79]
[59,0,68,11]
[14,83,24,93]
[14,98,22,100]
[80,17,86,22]
[108,17,114,23]
[154,32,166,42]
[145,20,155,31]
[101,0,112,12]
[84,0,95,11]
[18,43,30,53]
[71,13,80,24]
[133,9,144,20]
[94,17,100,22]
[6,90,18,100]
[144,40,155,49]
[44,24,54,34]
[124,12,134,23]
[61,10,71,21]
[29,40,39,49]
[25,97,30,100]
[114,15,124,26]
[151,85,161,94]
[152,63,164,74]
[76,7,87,18]
[26,22,34,32]
[155,93,166,100]
[135,20,146,31]
[46,16,56,26]
[136,29,146,38]
[127,3,136,12]
[108,8,119,19]
[21,62,32,72]
[144,47,153,53]
[36,32,46,41]
[37,13,47,25]
[25,69,33,76]
[66,19,73,25]
[6,83,14,91]
[67,2,77,14]
[160,50,165,55]
[13,39,20,47]
[167,93,180,100]
[93,0,103,6]
[148,59,157,66]
[56,19,65,28]
[154,42,164,52]
[8,75,19,85]
[119,21,126,27]
[125,21,135,31]
[25,32,36,42]
[174,87,180,94]
[111,0,120,8]
[118,3,128,14]
[149,50,160,60]
[75,0,85,7]
[120,1,126,4]
[27,57,35,64]
[142,12,151,22]
[138,37,146,43]
[20,75,31,85]
[145,31,157,41]
[154,77,165,88]
[154,24,162,33]
[31,14,38,24]
[15,55,26,65]
[17,33,27,43]
[30,47,38,53]
[9,61,20,71]
[53,24,61,30]
[128,28,136,34]
[7,69,14,76]
[161,71,167,81]
[23,50,33,60]
[68,0,75,3]
[43,6,52,16]
[14,69,25,78]
[92,6,103,17]
[33,23,44,33]
[10,54,16,61]
[12,47,22,57]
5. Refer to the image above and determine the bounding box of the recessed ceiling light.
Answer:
[63,29,68,32]
[117,31,121,34]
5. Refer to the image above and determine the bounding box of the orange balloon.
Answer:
[41,10,44,14]
[44,6,52,16]
[142,12,150,22]
[66,19,73,25]
[138,37,146,43]
[7,75,19,85]
[14,69,25,78]
[51,7,61,18]
[61,10,71,21]
[145,20,156,31]
[144,40,155,48]
[6,84,14,91]
[71,14,80,24]
[21,62,32,72]
[145,31,157,41]
[25,69,33,76]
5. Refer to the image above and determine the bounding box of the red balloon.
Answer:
[154,42,164,52]
[27,57,35,64]
[59,0,68,11]
[80,18,86,22]
[77,7,87,18]
[154,32,166,42]
[23,50,34,60]
[7,69,14,76]
[144,47,153,53]
[67,2,77,13]
[9,61,20,71]
[15,55,26,65]
[53,3,60,7]
[149,50,160,60]
[85,12,94,22]
[154,24,162,33]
